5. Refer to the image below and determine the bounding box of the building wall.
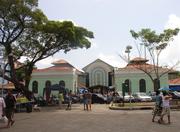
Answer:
[28,59,170,96]
[29,71,78,97]
[114,70,169,93]
[83,59,114,87]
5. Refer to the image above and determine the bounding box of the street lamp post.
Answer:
[125,45,132,63]
[125,45,132,109]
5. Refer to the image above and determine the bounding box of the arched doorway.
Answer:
[59,80,65,88]
[124,79,130,93]
[32,81,38,93]
[139,79,146,92]
[44,80,51,102]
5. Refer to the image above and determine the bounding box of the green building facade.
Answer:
[29,57,169,99]
[29,59,82,99]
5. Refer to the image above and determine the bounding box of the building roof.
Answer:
[33,59,82,73]
[51,59,74,67]
[129,57,148,63]
[117,57,169,73]
[33,66,74,72]
[169,78,180,85]
[83,58,114,71]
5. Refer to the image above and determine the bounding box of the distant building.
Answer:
[29,59,83,100]
[29,57,170,98]
[114,57,169,93]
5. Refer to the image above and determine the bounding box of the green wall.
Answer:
[115,73,168,93]
[29,74,76,97]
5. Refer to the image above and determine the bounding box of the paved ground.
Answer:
[1,104,180,132]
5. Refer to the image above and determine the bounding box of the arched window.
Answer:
[59,80,65,88]
[45,80,51,88]
[139,79,146,92]
[124,79,130,93]
[32,81,38,93]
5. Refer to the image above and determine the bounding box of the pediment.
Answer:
[83,59,114,72]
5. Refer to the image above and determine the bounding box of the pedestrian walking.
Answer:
[66,91,72,110]
[87,91,92,111]
[158,91,172,124]
[83,90,88,111]
[58,92,64,109]
[152,90,162,122]
[4,90,16,128]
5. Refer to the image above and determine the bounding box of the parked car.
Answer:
[132,92,152,102]
[92,93,107,104]
[117,91,135,102]
[124,93,135,102]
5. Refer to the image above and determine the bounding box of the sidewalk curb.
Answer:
[109,106,154,110]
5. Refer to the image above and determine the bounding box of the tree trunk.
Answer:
[153,78,160,91]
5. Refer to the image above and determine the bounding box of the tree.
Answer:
[0,0,94,99]
[130,28,179,91]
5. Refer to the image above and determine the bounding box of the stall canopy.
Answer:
[0,83,15,89]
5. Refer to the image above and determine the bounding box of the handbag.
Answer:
[0,116,8,123]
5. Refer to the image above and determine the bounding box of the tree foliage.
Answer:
[0,0,94,99]
[130,28,179,90]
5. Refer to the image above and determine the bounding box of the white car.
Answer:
[133,92,152,102]
[117,91,135,102]
[124,94,135,102]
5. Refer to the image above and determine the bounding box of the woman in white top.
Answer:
[158,91,172,124]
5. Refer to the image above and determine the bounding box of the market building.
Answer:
[29,57,170,99]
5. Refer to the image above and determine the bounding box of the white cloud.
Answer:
[160,14,180,69]
[165,14,180,29]
[98,53,126,67]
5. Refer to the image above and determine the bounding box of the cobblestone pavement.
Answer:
[1,104,180,132]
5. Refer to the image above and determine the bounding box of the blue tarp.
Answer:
[159,87,170,91]
[169,85,180,91]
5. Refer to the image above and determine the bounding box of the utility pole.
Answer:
[125,45,133,109]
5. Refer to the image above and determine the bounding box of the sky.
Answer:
[36,0,180,70]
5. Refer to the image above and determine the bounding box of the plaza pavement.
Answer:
[1,104,180,132]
